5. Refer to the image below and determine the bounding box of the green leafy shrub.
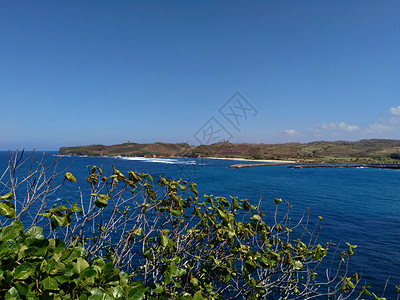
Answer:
[0,220,146,299]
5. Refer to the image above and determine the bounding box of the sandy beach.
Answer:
[206,157,297,164]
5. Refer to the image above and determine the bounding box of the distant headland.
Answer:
[58,139,400,164]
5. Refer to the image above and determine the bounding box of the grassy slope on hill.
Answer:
[59,139,400,163]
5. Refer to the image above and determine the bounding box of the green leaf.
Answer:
[258,256,273,268]
[232,198,240,209]
[79,276,95,291]
[47,239,65,254]
[80,267,97,278]
[216,208,227,219]
[60,248,79,264]
[152,283,163,294]
[88,287,113,300]
[346,243,357,257]
[274,198,283,205]
[50,215,65,229]
[91,165,103,175]
[159,235,168,247]
[0,192,13,200]
[170,209,181,217]
[14,263,34,280]
[0,221,23,241]
[293,260,303,270]
[41,277,59,291]
[243,200,250,211]
[24,226,45,244]
[5,287,21,300]
[169,263,179,276]
[128,171,141,184]
[62,213,72,227]
[193,291,204,300]
[64,172,77,182]
[190,278,199,287]
[170,256,181,264]
[189,183,198,195]
[25,239,49,257]
[221,198,230,207]
[131,228,142,236]
[95,195,109,208]
[39,212,51,218]
[93,258,106,268]
[164,272,172,284]
[68,205,83,214]
[128,281,147,300]
[110,286,124,298]
[98,194,110,200]
[167,237,175,251]
[72,257,90,275]
[181,294,194,300]
[0,239,19,257]
[0,201,16,218]
[14,282,28,296]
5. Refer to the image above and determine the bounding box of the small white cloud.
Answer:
[320,122,360,132]
[366,123,391,133]
[320,123,332,130]
[390,105,400,116]
[283,129,301,136]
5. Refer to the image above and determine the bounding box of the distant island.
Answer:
[58,139,400,164]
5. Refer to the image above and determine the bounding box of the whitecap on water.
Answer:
[118,157,197,165]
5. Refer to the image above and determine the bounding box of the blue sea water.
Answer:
[0,151,399,298]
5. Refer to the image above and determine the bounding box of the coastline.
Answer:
[206,157,297,163]
[57,153,298,164]
[58,140,400,164]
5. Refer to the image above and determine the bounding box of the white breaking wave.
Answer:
[118,157,197,165]
[56,154,88,158]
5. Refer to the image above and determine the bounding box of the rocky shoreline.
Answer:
[227,162,294,168]
[288,163,400,170]
[228,163,400,170]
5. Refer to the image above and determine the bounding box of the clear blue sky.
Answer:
[1,1,399,150]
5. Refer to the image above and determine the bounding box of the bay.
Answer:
[0,151,399,298]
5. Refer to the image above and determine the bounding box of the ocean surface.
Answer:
[0,151,399,298]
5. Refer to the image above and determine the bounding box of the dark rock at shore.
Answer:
[288,164,400,170]
[228,163,400,170]
[227,163,293,169]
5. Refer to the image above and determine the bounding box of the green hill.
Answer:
[59,139,400,163]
